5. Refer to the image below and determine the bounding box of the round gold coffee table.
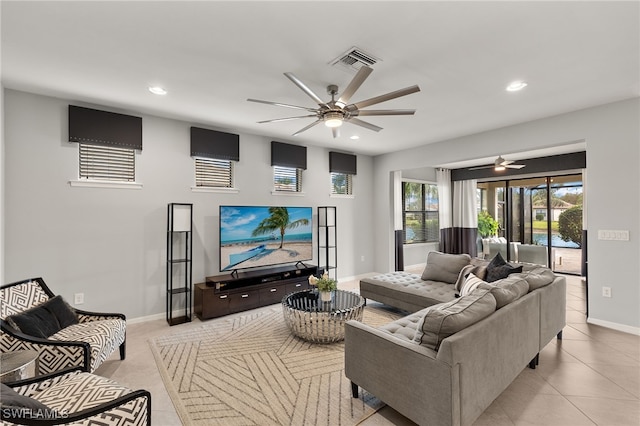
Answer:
[282,289,365,343]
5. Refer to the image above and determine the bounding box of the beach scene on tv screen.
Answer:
[220,206,313,271]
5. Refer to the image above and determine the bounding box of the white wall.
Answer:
[3,89,375,320]
[373,98,640,330]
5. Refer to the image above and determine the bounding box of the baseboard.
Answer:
[127,312,166,324]
[587,317,640,336]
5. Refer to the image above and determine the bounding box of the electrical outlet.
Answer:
[602,287,612,298]
[361,255,365,262]
[74,293,84,305]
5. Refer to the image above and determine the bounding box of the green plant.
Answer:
[558,206,582,247]
[477,211,499,238]
[308,272,337,292]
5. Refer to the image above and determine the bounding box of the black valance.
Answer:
[329,151,357,175]
[451,151,586,181]
[68,105,142,150]
[190,127,240,161]
[271,141,307,170]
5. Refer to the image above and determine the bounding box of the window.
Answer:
[195,158,233,188]
[331,172,353,195]
[79,143,135,182]
[402,181,439,243]
[274,166,302,192]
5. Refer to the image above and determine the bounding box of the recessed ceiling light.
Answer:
[148,86,167,95]
[506,81,527,92]
[350,135,360,140]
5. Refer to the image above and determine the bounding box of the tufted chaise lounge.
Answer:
[0,277,126,374]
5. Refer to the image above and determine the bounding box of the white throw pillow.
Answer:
[460,273,486,297]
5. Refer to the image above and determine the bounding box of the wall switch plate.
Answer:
[602,287,612,298]
[598,230,630,241]
[74,293,84,304]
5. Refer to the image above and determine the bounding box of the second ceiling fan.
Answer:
[469,156,525,171]
[247,66,420,138]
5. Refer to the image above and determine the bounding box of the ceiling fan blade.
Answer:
[346,117,383,132]
[247,98,318,113]
[505,164,526,169]
[257,115,317,124]
[353,109,416,116]
[468,165,495,171]
[292,119,322,136]
[336,66,373,107]
[331,127,340,139]
[284,72,330,108]
[346,85,421,111]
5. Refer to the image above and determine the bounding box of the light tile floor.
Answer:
[95,270,640,425]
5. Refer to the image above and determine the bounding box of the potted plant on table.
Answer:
[308,272,337,302]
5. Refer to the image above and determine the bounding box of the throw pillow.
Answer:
[485,252,523,282]
[459,273,486,297]
[6,296,78,338]
[0,383,50,412]
[478,275,529,308]
[421,252,471,284]
[455,264,488,292]
[45,295,79,329]
[415,288,496,351]
[514,267,556,290]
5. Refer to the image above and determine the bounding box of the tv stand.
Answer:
[195,264,319,320]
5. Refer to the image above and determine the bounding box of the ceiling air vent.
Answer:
[330,47,380,73]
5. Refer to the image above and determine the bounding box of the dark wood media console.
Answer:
[194,264,319,320]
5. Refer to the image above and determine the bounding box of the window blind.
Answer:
[195,158,233,188]
[274,166,302,192]
[79,143,135,182]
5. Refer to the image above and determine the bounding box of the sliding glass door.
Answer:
[478,174,583,275]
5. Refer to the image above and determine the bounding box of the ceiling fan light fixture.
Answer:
[494,165,506,171]
[148,86,167,95]
[324,111,344,128]
[506,81,527,92]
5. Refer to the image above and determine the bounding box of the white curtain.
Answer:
[436,168,452,230]
[437,168,478,255]
[453,179,478,228]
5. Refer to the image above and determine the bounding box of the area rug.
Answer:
[149,304,401,425]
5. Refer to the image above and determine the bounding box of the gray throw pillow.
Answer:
[513,267,556,290]
[455,264,488,291]
[6,295,78,338]
[421,252,471,284]
[478,275,529,308]
[0,383,51,412]
[415,288,496,351]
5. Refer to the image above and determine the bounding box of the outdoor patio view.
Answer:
[478,174,583,275]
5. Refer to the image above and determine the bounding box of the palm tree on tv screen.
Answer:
[251,207,309,249]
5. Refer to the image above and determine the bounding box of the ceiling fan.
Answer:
[247,66,420,138]
[469,156,525,171]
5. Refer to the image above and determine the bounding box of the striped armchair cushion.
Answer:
[50,319,126,372]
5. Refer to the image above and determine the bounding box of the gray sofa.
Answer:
[345,252,566,426]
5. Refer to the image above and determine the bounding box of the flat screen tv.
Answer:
[219,206,313,272]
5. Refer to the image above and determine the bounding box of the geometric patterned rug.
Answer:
[149,304,402,425]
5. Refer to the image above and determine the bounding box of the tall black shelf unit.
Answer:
[166,203,193,326]
[317,206,337,280]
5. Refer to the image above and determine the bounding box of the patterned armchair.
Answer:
[1,367,151,425]
[0,278,126,374]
